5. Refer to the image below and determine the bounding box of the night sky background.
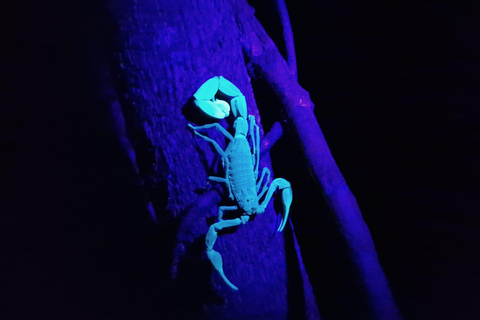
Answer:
[1,0,479,319]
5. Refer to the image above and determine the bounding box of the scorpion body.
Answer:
[227,131,258,215]
[188,76,292,290]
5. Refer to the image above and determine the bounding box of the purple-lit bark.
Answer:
[234,1,401,319]
[274,0,297,79]
[108,0,319,319]
[108,0,400,318]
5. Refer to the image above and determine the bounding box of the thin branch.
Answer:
[274,0,297,79]
[260,121,283,159]
[234,1,401,319]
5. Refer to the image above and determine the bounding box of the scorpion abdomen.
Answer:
[227,138,258,213]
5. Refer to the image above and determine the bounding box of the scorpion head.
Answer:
[237,188,259,215]
[233,117,248,137]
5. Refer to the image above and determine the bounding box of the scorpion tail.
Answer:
[207,249,239,290]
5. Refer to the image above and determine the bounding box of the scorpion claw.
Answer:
[277,217,288,232]
[259,178,292,233]
[207,250,238,290]
[277,181,293,232]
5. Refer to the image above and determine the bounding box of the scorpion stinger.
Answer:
[193,76,247,120]
[188,76,293,290]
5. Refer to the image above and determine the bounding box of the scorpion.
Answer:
[188,76,293,290]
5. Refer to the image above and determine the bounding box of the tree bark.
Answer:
[234,1,402,319]
[1,1,166,318]
[108,0,319,319]
[1,0,401,318]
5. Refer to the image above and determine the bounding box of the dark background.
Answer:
[1,0,479,319]
[259,0,479,319]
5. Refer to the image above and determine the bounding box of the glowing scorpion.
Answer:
[188,76,293,290]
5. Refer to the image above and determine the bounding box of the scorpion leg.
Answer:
[189,124,235,200]
[188,129,229,161]
[206,215,249,290]
[249,115,260,178]
[256,167,271,198]
[258,178,292,232]
[217,205,238,221]
[188,123,234,143]
[208,176,233,200]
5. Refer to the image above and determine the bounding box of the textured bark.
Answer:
[1,1,166,318]
[108,0,319,319]
[234,1,401,319]
[274,0,297,79]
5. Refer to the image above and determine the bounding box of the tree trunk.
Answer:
[108,0,319,319]
[2,0,401,319]
[1,1,165,319]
